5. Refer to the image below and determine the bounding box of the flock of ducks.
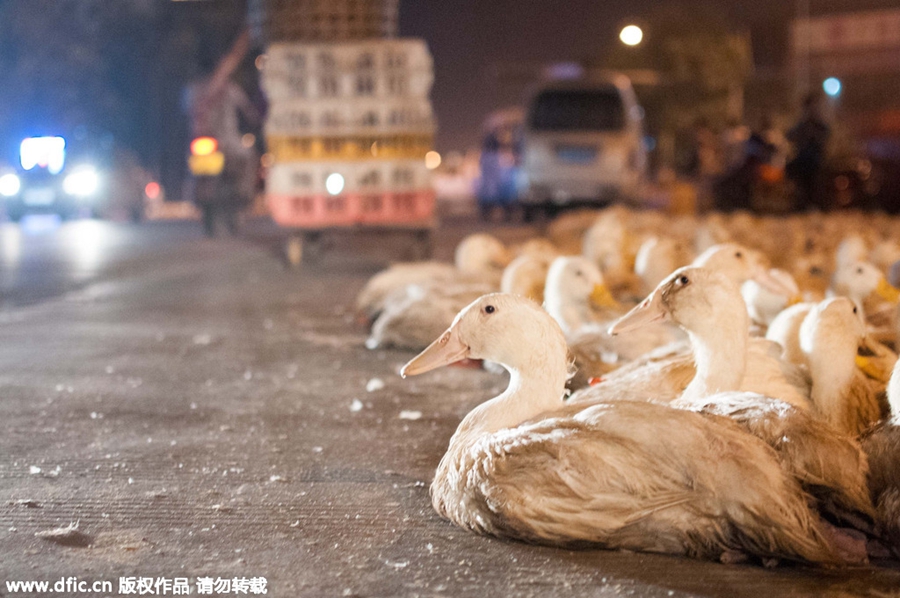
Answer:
[355,206,900,567]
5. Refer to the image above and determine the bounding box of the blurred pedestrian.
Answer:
[185,32,260,203]
[786,93,830,211]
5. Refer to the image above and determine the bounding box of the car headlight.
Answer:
[63,167,99,197]
[0,173,20,197]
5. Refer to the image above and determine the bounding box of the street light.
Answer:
[823,77,842,97]
[619,25,643,47]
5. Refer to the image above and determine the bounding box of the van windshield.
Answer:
[529,89,625,132]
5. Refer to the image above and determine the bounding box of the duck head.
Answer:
[634,236,690,294]
[830,260,900,305]
[501,255,551,303]
[455,234,512,276]
[546,256,619,310]
[800,297,866,356]
[692,243,793,296]
[609,266,748,339]
[401,293,568,378]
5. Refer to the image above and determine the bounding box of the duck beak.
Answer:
[753,268,796,297]
[401,327,470,377]
[590,283,620,310]
[527,281,545,303]
[608,291,667,335]
[876,277,900,303]
[786,294,804,306]
[855,355,891,383]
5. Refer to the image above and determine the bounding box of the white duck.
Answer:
[766,302,816,367]
[829,260,900,337]
[542,255,680,386]
[634,236,691,295]
[571,266,810,409]
[402,293,843,564]
[367,250,545,351]
[741,269,803,333]
[799,297,886,437]
[355,233,511,320]
[500,254,552,304]
[543,256,621,335]
[603,270,874,532]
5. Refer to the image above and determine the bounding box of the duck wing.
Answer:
[674,392,874,522]
[741,338,812,410]
[367,283,493,351]
[567,342,695,405]
[861,422,900,556]
[355,262,459,320]
[434,401,840,564]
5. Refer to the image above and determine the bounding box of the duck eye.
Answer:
[678,275,690,285]
[853,306,858,314]
[856,267,863,274]
[735,251,743,258]
[575,270,583,277]
[484,305,496,314]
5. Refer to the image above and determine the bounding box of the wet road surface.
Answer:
[0,216,898,597]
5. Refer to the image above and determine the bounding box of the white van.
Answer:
[521,73,646,217]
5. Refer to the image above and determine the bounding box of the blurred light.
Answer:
[260,153,275,168]
[20,137,66,173]
[241,133,256,148]
[0,174,21,197]
[823,77,842,97]
[21,214,62,234]
[325,173,345,196]
[425,151,442,170]
[63,166,99,197]
[620,25,643,46]
[545,62,584,80]
[1,224,22,268]
[190,137,218,157]
[144,181,161,200]
[65,220,109,275]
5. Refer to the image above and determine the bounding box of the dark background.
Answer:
[0,0,898,191]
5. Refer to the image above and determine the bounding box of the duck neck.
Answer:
[452,357,569,443]
[808,332,857,426]
[544,292,583,334]
[682,316,749,401]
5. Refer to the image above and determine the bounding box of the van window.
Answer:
[529,89,625,132]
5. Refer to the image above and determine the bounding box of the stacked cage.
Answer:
[248,0,399,43]
[256,1,436,231]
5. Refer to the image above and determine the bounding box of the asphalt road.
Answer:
[0,216,898,597]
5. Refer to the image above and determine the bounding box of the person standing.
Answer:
[786,93,830,211]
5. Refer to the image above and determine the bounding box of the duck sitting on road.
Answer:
[589,269,873,533]
[355,233,511,322]
[366,247,554,351]
[401,293,851,565]
[570,265,810,409]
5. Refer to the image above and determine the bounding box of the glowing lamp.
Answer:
[191,137,218,157]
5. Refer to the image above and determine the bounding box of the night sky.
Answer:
[398,0,900,153]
